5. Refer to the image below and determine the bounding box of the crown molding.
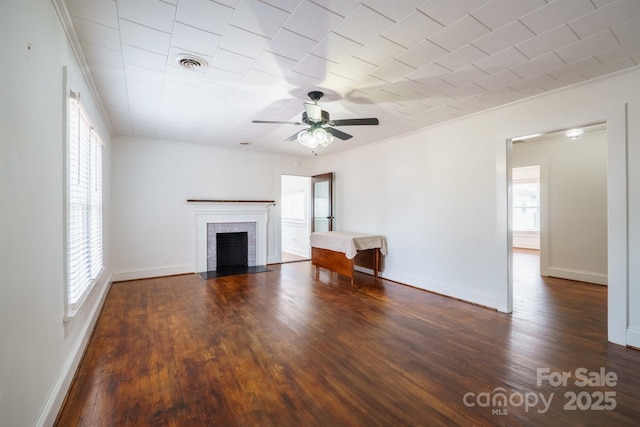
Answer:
[51,0,114,137]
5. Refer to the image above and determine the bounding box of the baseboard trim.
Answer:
[548,266,608,285]
[36,273,112,427]
[111,264,194,282]
[282,247,309,258]
[626,327,640,348]
[379,270,499,311]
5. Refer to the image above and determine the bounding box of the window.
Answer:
[66,92,103,316]
[512,166,540,232]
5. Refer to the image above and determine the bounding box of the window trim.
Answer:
[64,90,104,320]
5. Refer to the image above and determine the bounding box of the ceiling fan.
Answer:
[252,91,379,149]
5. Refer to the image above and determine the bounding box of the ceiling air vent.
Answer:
[175,54,207,70]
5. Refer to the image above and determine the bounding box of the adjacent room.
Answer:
[2,1,640,426]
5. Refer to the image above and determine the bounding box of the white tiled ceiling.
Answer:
[62,0,640,156]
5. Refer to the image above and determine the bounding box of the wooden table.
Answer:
[310,231,387,287]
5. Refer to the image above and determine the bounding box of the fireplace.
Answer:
[191,200,272,275]
[206,222,256,271]
[216,232,248,269]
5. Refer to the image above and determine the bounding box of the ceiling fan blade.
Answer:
[303,103,322,122]
[253,120,304,125]
[331,118,379,126]
[283,130,304,142]
[326,127,352,140]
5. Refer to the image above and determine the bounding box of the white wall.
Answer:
[0,1,112,426]
[111,137,315,280]
[513,131,608,284]
[315,69,639,347]
[281,175,311,258]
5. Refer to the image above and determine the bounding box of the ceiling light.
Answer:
[297,127,334,149]
[175,54,207,70]
[566,128,583,139]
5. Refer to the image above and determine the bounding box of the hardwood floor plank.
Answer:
[56,250,640,426]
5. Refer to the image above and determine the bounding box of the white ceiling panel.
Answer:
[122,44,167,70]
[429,15,490,52]
[439,66,488,88]
[80,42,123,69]
[291,54,332,79]
[597,39,640,64]
[219,26,270,59]
[418,0,490,26]
[333,5,395,45]
[474,47,529,74]
[475,69,522,91]
[311,32,363,62]
[204,68,244,85]
[520,0,595,35]
[252,51,297,76]
[262,0,300,12]
[72,18,121,50]
[406,62,466,84]
[210,49,255,74]
[309,0,361,17]
[612,16,640,44]
[555,30,620,64]
[363,0,426,22]
[283,1,343,41]
[547,56,602,79]
[119,19,171,55]
[568,0,640,39]
[472,0,546,31]
[436,44,488,71]
[175,0,234,35]
[164,64,205,85]
[231,0,291,38]
[117,0,176,33]
[445,83,486,100]
[538,73,586,91]
[353,37,407,66]
[516,25,579,60]
[66,0,118,27]
[62,0,640,157]
[125,63,165,84]
[369,60,417,83]
[473,21,534,55]
[383,10,444,49]
[171,22,222,57]
[326,56,377,80]
[511,52,566,79]
[582,57,637,79]
[396,40,448,68]
[267,30,317,62]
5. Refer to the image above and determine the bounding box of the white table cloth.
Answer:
[310,231,388,259]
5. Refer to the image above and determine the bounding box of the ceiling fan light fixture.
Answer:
[297,127,334,149]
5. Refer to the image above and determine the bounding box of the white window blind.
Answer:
[67,93,103,314]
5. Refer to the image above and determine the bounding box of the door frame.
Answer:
[311,172,333,232]
[504,103,628,346]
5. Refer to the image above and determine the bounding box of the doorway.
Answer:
[508,123,609,320]
[281,175,311,262]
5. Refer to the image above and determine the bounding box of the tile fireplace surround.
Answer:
[190,200,273,273]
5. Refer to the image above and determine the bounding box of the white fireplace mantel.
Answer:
[190,201,273,273]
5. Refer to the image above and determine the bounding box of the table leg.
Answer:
[374,248,380,280]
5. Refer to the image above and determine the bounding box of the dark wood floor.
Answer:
[56,249,640,426]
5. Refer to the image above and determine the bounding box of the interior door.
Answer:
[312,173,333,232]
